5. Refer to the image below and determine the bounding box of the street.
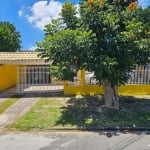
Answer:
[0,131,150,150]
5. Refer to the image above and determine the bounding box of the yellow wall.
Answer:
[64,85,102,96]
[119,84,150,95]
[0,65,17,92]
[64,85,150,96]
[64,69,150,96]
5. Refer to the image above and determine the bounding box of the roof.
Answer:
[0,51,49,65]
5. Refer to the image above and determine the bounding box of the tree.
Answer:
[0,21,21,52]
[37,2,97,81]
[37,0,150,109]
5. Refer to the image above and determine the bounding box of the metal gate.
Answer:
[17,65,64,93]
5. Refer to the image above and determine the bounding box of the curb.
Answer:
[1,127,150,133]
[33,127,150,132]
[80,127,150,131]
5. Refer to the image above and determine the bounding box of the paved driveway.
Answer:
[0,132,149,150]
[0,97,39,127]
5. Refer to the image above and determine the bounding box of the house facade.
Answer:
[0,51,150,95]
[0,51,63,93]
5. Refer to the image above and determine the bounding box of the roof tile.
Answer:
[0,51,42,60]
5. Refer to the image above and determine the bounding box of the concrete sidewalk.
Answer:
[0,97,39,128]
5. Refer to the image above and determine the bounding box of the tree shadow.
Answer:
[55,95,104,129]
[55,95,150,130]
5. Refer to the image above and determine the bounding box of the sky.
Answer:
[0,0,78,50]
[138,0,150,9]
[0,0,149,50]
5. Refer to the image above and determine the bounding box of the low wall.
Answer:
[0,65,17,92]
[64,84,150,95]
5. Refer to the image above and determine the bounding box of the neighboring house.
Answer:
[0,51,63,93]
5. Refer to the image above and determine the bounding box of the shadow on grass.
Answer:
[56,96,104,128]
[55,95,150,130]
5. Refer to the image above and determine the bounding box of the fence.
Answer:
[67,64,150,86]
[17,65,64,93]
[17,64,150,94]
[127,64,150,84]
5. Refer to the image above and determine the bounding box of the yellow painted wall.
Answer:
[64,85,103,96]
[64,69,150,96]
[0,65,17,92]
[119,84,150,95]
[64,84,150,96]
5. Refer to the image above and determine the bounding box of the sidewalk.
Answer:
[0,97,39,128]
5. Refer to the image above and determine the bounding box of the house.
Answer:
[0,51,150,95]
[0,51,63,94]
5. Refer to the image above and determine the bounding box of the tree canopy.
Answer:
[0,21,21,52]
[37,0,150,109]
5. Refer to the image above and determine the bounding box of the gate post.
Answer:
[79,69,86,86]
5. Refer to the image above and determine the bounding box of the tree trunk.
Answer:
[102,80,119,109]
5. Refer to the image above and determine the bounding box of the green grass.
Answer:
[10,98,73,131]
[10,96,150,131]
[0,98,19,114]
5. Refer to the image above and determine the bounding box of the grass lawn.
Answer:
[0,97,19,114]
[10,96,150,131]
